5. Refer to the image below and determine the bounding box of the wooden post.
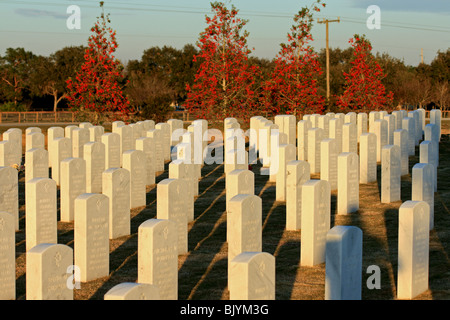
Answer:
[318,18,340,103]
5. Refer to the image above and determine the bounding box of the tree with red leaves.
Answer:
[184,1,261,123]
[262,0,326,118]
[66,1,132,124]
[336,34,393,111]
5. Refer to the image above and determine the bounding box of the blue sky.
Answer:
[0,0,449,66]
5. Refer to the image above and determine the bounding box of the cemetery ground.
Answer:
[3,121,450,300]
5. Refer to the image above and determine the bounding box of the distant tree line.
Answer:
[1,45,448,115]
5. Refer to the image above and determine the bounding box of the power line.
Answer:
[339,17,450,34]
[1,0,449,33]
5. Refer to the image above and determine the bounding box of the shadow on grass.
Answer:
[274,238,300,300]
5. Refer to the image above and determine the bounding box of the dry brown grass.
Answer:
[4,121,450,300]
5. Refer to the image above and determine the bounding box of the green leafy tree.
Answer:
[33,46,86,111]
[430,49,450,83]
[0,47,35,108]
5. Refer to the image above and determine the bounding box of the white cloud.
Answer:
[15,8,67,20]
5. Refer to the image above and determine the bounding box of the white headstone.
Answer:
[259,122,277,168]
[89,125,104,143]
[101,132,121,170]
[167,119,184,147]
[297,120,311,161]
[64,125,77,140]
[286,160,310,230]
[408,111,420,146]
[2,128,22,167]
[50,137,72,186]
[157,179,190,254]
[83,141,105,194]
[60,157,86,222]
[0,166,19,230]
[249,116,263,157]
[0,211,15,299]
[228,194,262,281]
[143,119,155,131]
[128,123,141,150]
[46,127,64,168]
[374,119,388,162]
[226,169,254,241]
[412,163,434,231]
[342,122,357,154]
[397,201,430,299]
[71,127,90,158]
[357,113,368,143]
[344,112,357,125]
[79,122,93,129]
[329,117,343,155]
[430,109,441,142]
[0,140,16,168]
[384,114,396,145]
[417,108,426,138]
[122,150,147,209]
[138,219,178,300]
[337,152,359,214]
[368,111,380,133]
[25,132,45,153]
[402,117,416,156]
[26,243,73,300]
[419,141,437,192]
[169,160,195,222]
[276,144,296,201]
[74,193,109,282]
[116,125,133,167]
[359,133,377,184]
[275,115,296,145]
[394,129,409,176]
[147,129,164,173]
[112,121,125,132]
[301,179,331,266]
[229,252,275,300]
[25,148,49,183]
[320,139,338,191]
[25,178,57,251]
[155,123,171,162]
[424,124,439,168]
[102,167,131,239]
[318,115,330,139]
[325,226,363,300]
[104,282,160,300]
[172,147,198,197]
[136,137,156,186]
[307,128,323,174]
[391,110,403,130]
[225,149,248,176]
[381,145,401,203]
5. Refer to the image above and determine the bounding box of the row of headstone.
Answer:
[0,117,195,299]
[246,109,440,300]
[0,107,442,300]
[393,113,440,300]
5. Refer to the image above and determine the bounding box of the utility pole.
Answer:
[318,17,340,102]
[421,48,424,64]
